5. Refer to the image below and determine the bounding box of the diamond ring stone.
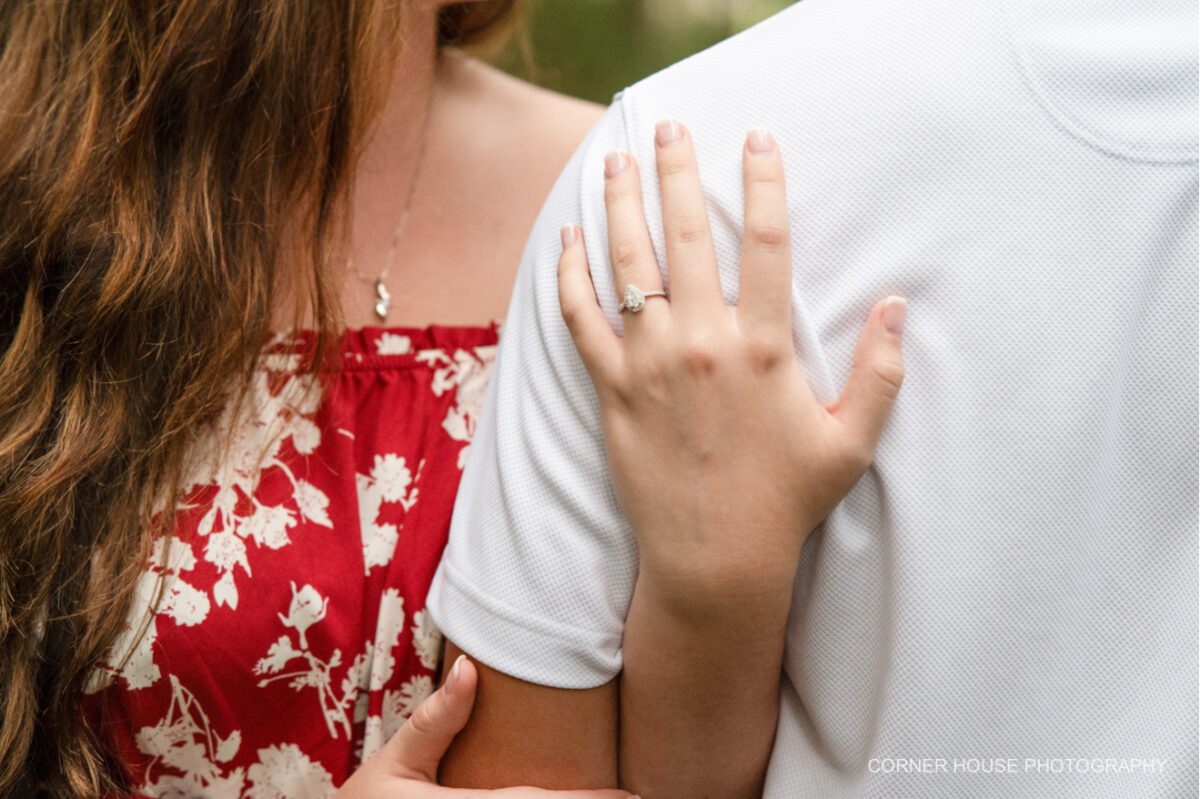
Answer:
[618,284,668,314]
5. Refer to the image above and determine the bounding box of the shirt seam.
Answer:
[996,0,1198,166]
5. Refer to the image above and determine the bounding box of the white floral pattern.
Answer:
[357,453,424,573]
[246,744,336,799]
[181,362,333,612]
[133,675,339,799]
[87,536,210,694]
[252,583,401,740]
[417,345,497,468]
[90,327,499,796]
[375,332,413,355]
[410,609,443,671]
[133,675,249,798]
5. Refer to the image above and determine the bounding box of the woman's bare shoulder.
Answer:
[441,54,604,183]
[405,55,604,324]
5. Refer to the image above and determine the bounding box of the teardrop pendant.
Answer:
[373,279,391,321]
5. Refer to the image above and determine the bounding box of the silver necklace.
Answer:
[349,85,435,321]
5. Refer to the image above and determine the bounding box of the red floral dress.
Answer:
[85,324,499,798]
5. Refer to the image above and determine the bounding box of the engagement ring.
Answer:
[618,284,668,314]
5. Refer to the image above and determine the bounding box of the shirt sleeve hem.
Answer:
[426,557,623,690]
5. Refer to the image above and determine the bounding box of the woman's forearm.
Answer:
[618,560,797,799]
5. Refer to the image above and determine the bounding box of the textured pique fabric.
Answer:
[427,0,1198,796]
[86,324,498,796]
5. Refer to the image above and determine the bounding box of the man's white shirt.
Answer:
[428,0,1198,795]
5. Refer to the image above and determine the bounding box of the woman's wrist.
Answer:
[631,534,805,624]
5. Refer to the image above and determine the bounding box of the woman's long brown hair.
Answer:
[0,2,514,795]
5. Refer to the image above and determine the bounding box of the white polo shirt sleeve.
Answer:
[425,99,642,689]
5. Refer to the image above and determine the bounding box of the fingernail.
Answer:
[445,654,466,696]
[560,224,578,249]
[883,296,907,335]
[655,119,682,146]
[604,152,628,179]
[747,129,775,154]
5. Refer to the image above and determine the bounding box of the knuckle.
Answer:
[679,337,721,377]
[669,216,707,245]
[629,351,667,385]
[607,376,636,408]
[869,357,906,398]
[658,155,693,178]
[603,174,630,203]
[608,369,635,400]
[557,251,582,282]
[590,376,620,406]
[743,337,786,374]
[407,701,440,738]
[843,438,876,474]
[611,239,641,272]
[559,298,582,331]
[745,168,782,186]
[746,222,789,252]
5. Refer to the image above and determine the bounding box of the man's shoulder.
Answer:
[583,2,826,142]
[612,0,934,117]
[589,0,968,165]
[627,2,817,88]
[607,0,1198,166]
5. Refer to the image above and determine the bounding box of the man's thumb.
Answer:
[383,654,478,783]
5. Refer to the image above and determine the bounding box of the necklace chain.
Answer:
[349,80,436,321]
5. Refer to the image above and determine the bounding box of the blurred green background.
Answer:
[490,0,795,104]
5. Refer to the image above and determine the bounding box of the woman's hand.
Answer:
[336,655,635,799]
[557,121,906,608]
[557,120,906,798]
